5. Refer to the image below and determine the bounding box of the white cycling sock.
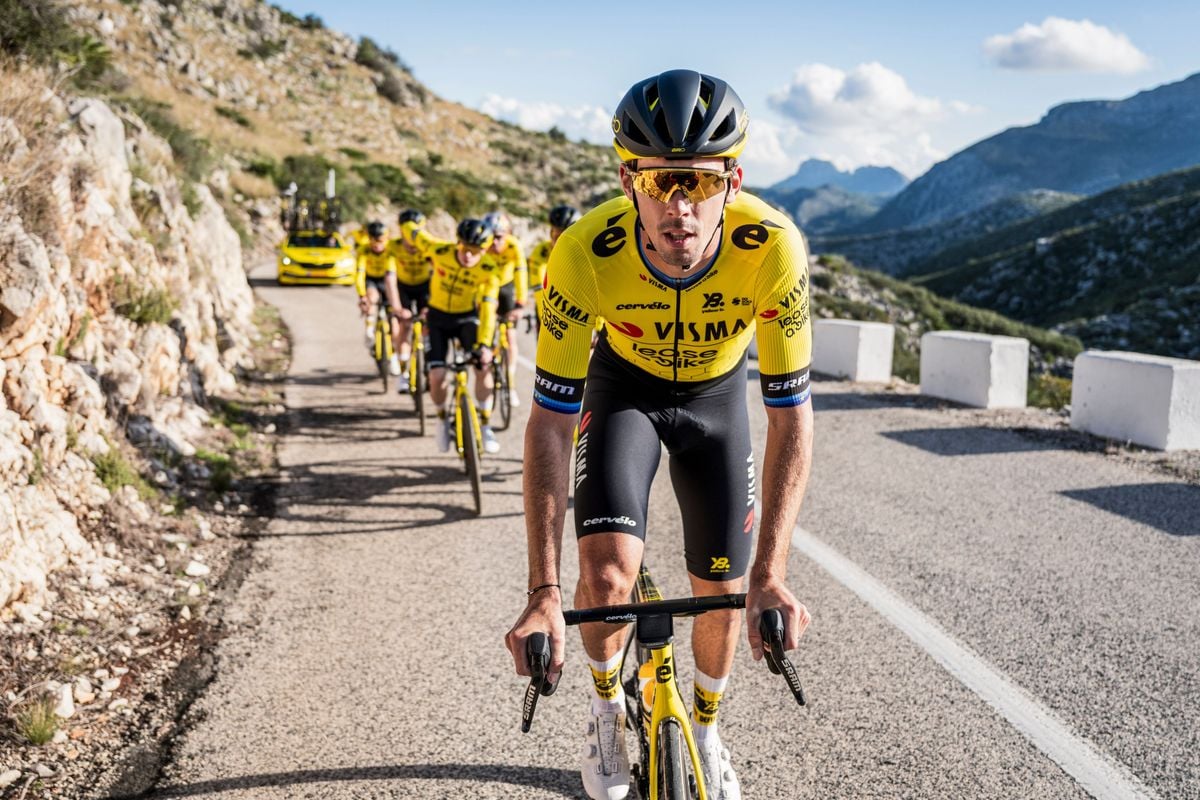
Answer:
[588,652,625,714]
[692,669,729,743]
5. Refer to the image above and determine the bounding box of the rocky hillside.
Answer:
[811,189,1081,274]
[907,166,1200,359]
[0,58,256,616]
[758,184,888,236]
[862,71,1200,233]
[66,0,619,220]
[810,255,1081,393]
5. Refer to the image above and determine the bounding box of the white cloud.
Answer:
[983,17,1150,74]
[764,63,971,178]
[478,94,612,145]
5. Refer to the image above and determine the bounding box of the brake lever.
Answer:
[521,632,560,732]
[758,608,807,707]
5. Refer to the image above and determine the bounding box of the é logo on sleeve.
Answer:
[592,212,630,257]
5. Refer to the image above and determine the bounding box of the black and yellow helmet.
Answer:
[548,204,581,230]
[612,69,748,162]
[456,218,494,248]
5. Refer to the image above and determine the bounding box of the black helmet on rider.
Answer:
[612,69,748,163]
[456,218,494,249]
[482,211,511,236]
[548,205,581,230]
[398,209,425,226]
[366,220,387,239]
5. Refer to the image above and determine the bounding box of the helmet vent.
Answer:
[625,115,651,147]
[712,111,736,141]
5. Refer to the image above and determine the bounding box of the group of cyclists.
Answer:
[348,204,582,455]
[342,69,815,800]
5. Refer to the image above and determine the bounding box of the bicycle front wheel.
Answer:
[657,719,688,800]
[375,323,389,393]
[493,350,512,431]
[411,345,426,435]
[458,393,482,516]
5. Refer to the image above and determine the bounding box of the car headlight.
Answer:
[336,257,355,269]
[281,256,292,265]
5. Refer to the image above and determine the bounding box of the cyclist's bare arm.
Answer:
[746,400,814,661]
[505,403,576,680]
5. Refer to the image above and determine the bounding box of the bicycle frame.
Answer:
[630,567,710,800]
[451,364,482,457]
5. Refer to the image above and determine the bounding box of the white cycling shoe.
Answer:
[509,388,521,407]
[697,734,741,800]
[481,425,500,454]
[581,706,631,800]
[388,354,402,375]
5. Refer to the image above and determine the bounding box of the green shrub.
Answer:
[15,696,58,745]
[92,444,155,500]
[216,105,253,129]
[0,0,111,87]
[339,146,367,161]
[355,36,409,73]
[115,285,177,325]
[1029,373,1072,410]
[195,448,234,493]
[353,162,414,205]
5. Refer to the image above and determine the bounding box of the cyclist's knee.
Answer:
[577,557,639,605]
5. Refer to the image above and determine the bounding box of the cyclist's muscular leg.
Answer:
[688,573,744,678]
[396,307,414,361]
[576,533,644,661]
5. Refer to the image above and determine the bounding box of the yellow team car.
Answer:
[276,230,356,285]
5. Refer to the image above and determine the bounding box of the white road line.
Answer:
[517,348,1153,797]
[792,526,1159,800]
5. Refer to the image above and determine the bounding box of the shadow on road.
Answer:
[121,763,581,799]
[1061,483,1200,537]
[880,426,1059,457]
[813,392,916,412]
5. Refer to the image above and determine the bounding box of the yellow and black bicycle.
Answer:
[490,319,514,432]
[370,295,395,394]
[522,566,806,800]
[407,316,427,435]
[444,347,485,516]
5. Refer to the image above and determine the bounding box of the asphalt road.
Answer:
[142,265,1199,799]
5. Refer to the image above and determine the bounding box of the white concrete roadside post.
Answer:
[919,332,1029,408]
[1071,350,1200,451]
[813,320,894,382]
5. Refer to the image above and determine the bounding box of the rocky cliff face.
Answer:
[0,67,255,619]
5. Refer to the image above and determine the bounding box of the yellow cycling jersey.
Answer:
[426,244,502,346]
[387,238,433,286]
[354,249,396,297]
[489,234,528,301]
[528,239,552,293]
[533,192,812,414]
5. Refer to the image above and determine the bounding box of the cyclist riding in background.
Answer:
[482,212,528,408]
[505,69,815,800]
[528,204,582,295]
[355,220,403,376]
[388,208,435,393]
[426,218,504,455]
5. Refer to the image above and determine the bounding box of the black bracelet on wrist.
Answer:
[526,583,561,597]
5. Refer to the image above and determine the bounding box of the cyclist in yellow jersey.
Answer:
[348,225,371,251]
[483,212,528,407]
[354,221,404,375]
[426,218,504,455]
[387,209,435,393]
[506,70,814,800]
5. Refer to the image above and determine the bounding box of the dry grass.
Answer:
[0,59,66,241]
[229,169,276,199]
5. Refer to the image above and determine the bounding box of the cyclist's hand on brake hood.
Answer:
[505,586,565,682]
[745,577,810,662]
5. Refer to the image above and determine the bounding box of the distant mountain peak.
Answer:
[770,159,908,197]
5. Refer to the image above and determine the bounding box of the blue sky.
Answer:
[277,1,1200,184]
